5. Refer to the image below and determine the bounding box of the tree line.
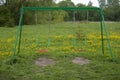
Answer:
[0,0,120,27]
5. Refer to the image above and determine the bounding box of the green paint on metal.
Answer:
[98,0,115,62]
[12,4,115,63]
[23,7,100,11]
[98,0,104,56]
[72,11,77,46]
[100,10,105,55]
[12,8,24,63]
[99,9,105,62]
[47,11,51,46]
[17,8,24,55]
[103,19,115,62]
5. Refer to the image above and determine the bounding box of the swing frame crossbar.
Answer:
[23,7,100,11]
[12,6,115,63]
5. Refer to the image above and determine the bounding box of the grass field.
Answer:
[0,22,120,80]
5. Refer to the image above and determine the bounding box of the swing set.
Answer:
[11,0,115,63]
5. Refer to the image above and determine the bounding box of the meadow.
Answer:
[0,22,120,80]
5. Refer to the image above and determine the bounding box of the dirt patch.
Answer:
[35,57,55,67]
[72,57,90,65]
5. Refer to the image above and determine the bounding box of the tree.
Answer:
[76,3,87,21]
[0,5,14,27]
[104,0,120,21]
[58,0,75,21]
[87,1,99,21]
[107,0,113,6]
[100,0,106,8]
[88,1,93,7]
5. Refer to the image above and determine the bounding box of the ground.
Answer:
[72,57,90,65]
[35,57,55,66]
[0,22,120,80]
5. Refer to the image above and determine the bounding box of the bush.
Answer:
[0,6,15,27]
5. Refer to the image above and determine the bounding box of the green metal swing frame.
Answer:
[12,5,115,63]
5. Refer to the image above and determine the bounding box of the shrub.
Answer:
[0,6,15,27]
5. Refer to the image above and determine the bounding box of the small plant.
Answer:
[75,26,86,40]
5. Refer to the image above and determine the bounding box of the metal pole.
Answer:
[87,11,89,22]
[12,8,24,63]
[35,11,38,25]
[73,11,76,46]
[101,11,115,62]
[48,11,51,46]
[100,10,105,56]
[17,8,24,55]
[98,0,115,61]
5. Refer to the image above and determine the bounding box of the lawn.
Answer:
[0,22,120,80]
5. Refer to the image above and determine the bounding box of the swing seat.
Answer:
[38,49,48,52]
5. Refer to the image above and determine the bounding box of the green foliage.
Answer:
[0,0,120,27]
[58,0,75,21]
[104,0,120,21]
[52,10,68,23]
[23,0,67,24]
[75,4,87,21]
[0,6,14,27]
[0,22,120,80]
